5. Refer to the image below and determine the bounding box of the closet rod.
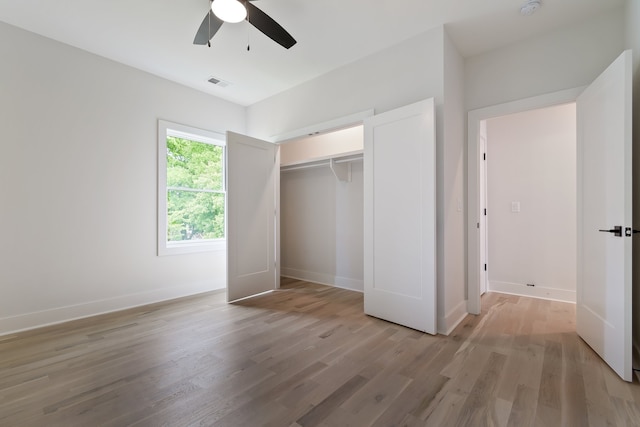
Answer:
[280,161,330,172]
[280,154,363,172]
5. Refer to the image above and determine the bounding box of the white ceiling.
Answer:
[0,0,625,106]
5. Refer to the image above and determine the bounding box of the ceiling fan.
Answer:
[193,0,297,49]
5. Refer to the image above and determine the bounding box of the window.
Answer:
[158,120,226,255]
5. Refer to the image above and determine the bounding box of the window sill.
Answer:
[158,239,226,256]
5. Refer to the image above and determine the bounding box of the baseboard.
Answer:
[438,299,468,336]
[489,281,576,303]
[0,280,225,337]
[281,267,364,292]
[334,276,364,292]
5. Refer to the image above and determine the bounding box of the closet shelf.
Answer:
[280,152,363,182]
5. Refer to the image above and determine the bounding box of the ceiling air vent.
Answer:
[207,76,230,88]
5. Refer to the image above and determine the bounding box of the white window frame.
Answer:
[158,120,226,256]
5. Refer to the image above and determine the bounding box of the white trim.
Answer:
[158,120,227,256]
[164,239,225,254]
[0,280,225,336]
[467,87,584,315]
[281,268,364,292]
[489,281,576,303]
[275,146,281,289]
[281,268,332,285]
[333,276,364,292]
[166,187,225,194]
[438,300,468,336]
[270,109,375,143]
[162,121,226,143]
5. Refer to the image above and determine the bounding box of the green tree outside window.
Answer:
[166,136,225,241]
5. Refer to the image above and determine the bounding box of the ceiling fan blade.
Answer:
[193,10,224,45]
[244,1,296,49]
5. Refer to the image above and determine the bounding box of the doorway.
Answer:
[279,125,365,292]
[480,103,577,303]
[467,87,584,315]
[275,100,439,335]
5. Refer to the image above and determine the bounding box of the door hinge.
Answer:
[484,263,487,271]
[483,153,486,160]
[484,208,487,216]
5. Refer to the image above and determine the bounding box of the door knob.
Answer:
[599,226,623,237]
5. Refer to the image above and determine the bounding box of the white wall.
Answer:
[440,30,467,333]
[247,27,446,139]
[281,162,364,291]
[0,22,245,335]
[465,6,625,111]
[486,104,577,302]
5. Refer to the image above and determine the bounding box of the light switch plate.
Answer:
[511,201,521,213]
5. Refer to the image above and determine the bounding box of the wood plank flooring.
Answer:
[1,278,640,426]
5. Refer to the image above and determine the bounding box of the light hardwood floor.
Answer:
[1,278,639,426]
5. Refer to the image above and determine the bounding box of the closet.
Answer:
[230,98,436,334]
[279,126,365,292]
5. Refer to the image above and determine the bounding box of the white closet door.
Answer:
[364,99,436,334]
[226,131,279,302]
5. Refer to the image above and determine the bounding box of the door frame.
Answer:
[466,87,584,314]
[479,120,488,295]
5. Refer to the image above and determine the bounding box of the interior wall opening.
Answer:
[279,125,365,292]
[479,103,577,303]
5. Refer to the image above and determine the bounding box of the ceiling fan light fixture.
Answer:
[211,0,247,23]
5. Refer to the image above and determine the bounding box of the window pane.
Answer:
[166,136,223,190]
[167,190,225,241]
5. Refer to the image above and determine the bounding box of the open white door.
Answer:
[364,99,436,334]
[226,131,279,302]
[577,50,632,382]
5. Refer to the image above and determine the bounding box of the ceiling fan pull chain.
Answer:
[246,6,250,51]
[208,2,212,48]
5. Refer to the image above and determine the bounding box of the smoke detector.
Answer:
[520,0,541,16]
